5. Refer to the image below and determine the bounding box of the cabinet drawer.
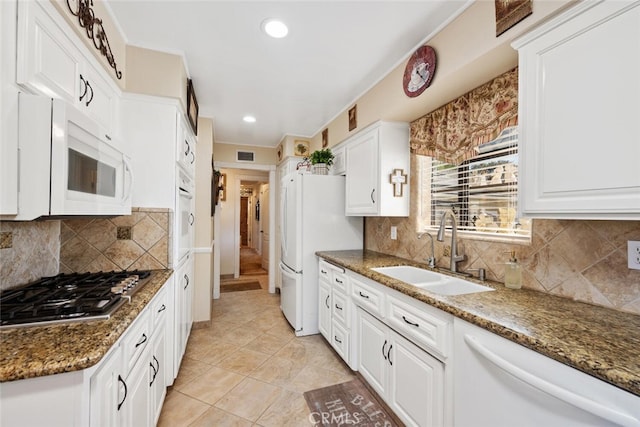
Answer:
[151,285,168,333]
[331,320,350,362]
[121,308,151,376]
[351,275,385,318]
[332,288,350,327]
[387,294,451,359]
[319,260,333,283]
[333,270,348,292]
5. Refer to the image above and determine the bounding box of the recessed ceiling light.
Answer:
[262,18,288,38]
[243,115,257,123]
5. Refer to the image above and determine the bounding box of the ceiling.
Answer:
[107,1,471,148]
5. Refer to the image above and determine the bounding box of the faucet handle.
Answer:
[466,268,486,281]
[426,257,436,268]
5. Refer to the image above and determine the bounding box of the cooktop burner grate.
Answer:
[0,270,152,328]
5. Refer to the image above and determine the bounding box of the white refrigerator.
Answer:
[279,172,363,336]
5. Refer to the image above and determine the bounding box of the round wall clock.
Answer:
[403,45,436,98]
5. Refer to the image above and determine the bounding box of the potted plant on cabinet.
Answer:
[309,148,334,175]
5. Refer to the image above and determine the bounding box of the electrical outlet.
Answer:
[628,241,640,270]
[390,226,397,240]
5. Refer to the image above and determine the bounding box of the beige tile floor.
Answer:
[157,276,356,426]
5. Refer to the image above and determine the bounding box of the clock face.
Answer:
[403,46,436,98]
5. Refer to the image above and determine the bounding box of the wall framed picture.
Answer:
[348,105,357,131]
[187,79,199,135]
[294,140,310,157]
[322,129,329,148]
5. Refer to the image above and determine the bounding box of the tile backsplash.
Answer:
[60,208,172,273]
[0,208,172,291]
[366,217,640,315]
[0,221,60,290]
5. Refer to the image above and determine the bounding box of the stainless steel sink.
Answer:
[371,265,494,296]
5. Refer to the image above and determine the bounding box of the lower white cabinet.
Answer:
[357,308,445,427]
[90,346,123,427]
[175,254,194,374]
[318,279,332,339]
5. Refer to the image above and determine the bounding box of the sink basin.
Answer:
[371,266,444,284]
[416,278,494,296]
[370,265,494,296]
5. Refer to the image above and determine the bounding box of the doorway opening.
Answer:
[212,162,276,298]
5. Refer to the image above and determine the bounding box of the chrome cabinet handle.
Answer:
[79,74,88,102]
[320,269,327,274]
[158,304,166,313]
[402,315,419,327]
[117,375,127,411]
[184,140,190,156]
[370,188,376,204]
[189,151,195,164]
[135,333,147,348]
[184,274,190,289]
[325,295,330,309]
[189,213,194,225]
[382,340,387,360]
[387,344,393,366]
[335,278,343,284]
[358,291,370,299]
[334,336,342,344]
[85,81,94,106]
[335,304,343,311]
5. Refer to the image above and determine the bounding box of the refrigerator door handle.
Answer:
[280,261,301,276]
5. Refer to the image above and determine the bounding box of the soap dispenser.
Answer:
[504,251,522,289]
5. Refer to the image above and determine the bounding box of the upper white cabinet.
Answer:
[16,1,120,136]
[177,116,197,178]
[513,1,640,220]
[344,121,410,216]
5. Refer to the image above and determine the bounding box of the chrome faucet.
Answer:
[417,232,436,268]
[436,209,465,273]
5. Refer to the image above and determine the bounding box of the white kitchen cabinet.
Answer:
[331,143,346,175]
[454,318,640,427]
[357,308,445,427]
[175,254,194,373]
[317,259,357,368]
[513,0,640,220]
[16,0,120,137]
[177,115,197,178]
[345,121,410,216]
[90,346,123,427]
[121,345,152,427]
[319,279,332,339]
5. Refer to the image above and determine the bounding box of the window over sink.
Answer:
[416,126,531,243]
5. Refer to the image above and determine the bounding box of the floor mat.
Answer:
[220,281,262,292]
[303,379,401,426]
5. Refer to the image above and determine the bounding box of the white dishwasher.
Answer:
[453,319,640,427]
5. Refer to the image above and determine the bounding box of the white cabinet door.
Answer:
[121,346,152,427]
[514,1,640,219]
[90,346,123,427]
[318,279,332,340]
[345,129,379,215]
[357,308,389,398]
[345,121,410,217]
[150,329,167,426]
[81,64,118,134]
[16,1,80,103]
[389,330,444,427]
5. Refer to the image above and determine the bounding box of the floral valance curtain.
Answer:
[410,67,518,164]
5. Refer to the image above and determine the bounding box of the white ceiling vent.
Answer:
[236,151,255,162]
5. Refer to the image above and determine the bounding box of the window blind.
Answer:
[428,127,529,238]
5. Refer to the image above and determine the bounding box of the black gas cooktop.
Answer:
[0,270,152,328]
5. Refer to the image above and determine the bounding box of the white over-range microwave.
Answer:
[9,94,132,220]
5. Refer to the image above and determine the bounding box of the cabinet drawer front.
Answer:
[351,276,385,318]
[121,308,151,376]
[318,260,333,283]
[333,270,348,292]
[332,289,350,327]
[331,320,350,362]
[151,286,168,333]
[387,295,449,359]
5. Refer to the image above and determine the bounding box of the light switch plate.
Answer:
[628,241,640,270]
[390,226,397,240]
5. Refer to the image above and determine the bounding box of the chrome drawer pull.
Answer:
[117,375,127,411]
[335,278,343,284]
[358,291,370,299]
[334,336,342,344]
[335,304,343,311]
[157,304,166,313]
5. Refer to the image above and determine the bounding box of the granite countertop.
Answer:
[0,269,173,383]
[316,249,640,397]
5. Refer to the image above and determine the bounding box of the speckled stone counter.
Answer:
[316,250,640,397]
[0,269,173,383]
